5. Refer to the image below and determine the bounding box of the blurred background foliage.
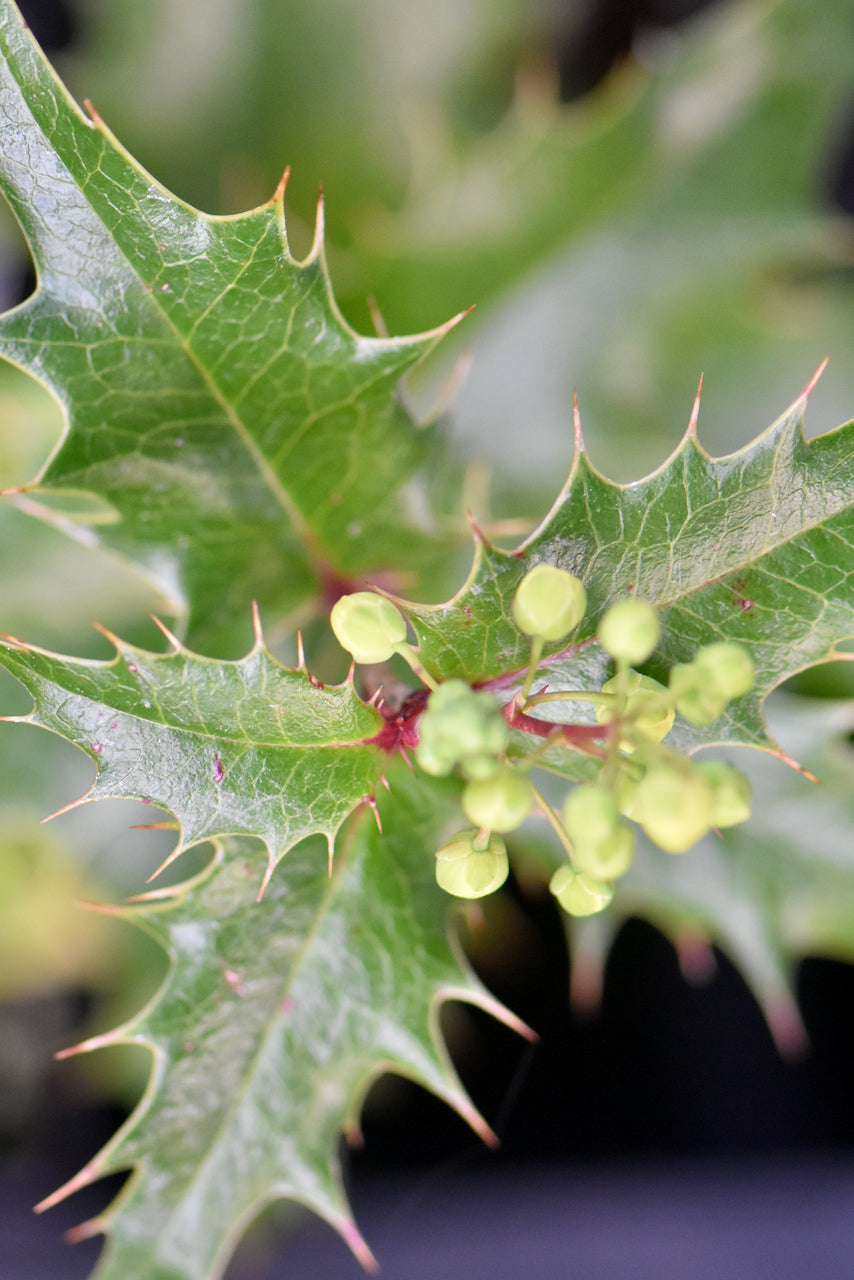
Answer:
[2,0,854,1241]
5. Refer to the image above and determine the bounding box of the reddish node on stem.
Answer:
[362,687,429,755]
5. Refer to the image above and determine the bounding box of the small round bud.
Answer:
[694,643,755,700]
[633,762,715,854]
[415,680,508,777]
[435,829,508,899]
[573,824,635,881]
[330,591,407,665]
[597,670,674,747]
[562,785,634,880]
[696,760,752,827]
[512,564,586,642]
[614,767,642,819]
[597,598,660,666]
[462,764,534,833]
[550,865,613,916]
[669,663,728,726]
[460,754,502,782]
[562,785,621,848]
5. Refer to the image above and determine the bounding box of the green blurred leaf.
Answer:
[451,0,854,483]
[612,692,854,1047]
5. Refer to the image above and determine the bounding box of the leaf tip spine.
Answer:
[251,600,264,650]
[35,1161,101,1214]
[310,185,326,262]
[64,1216,107,1245]
[82,97,104,128]
[272,166,291,205]
[257,853,278,901]
[763,995,809,1060]
[456,1094,499,1148]
[150,614,182,652]
[41,794,87,824]
[146,842,186,883]
[799,357,829,405]
[55,1027,123,1060]
[466,509,488,546]
[572,388,585,456]
[92,620,122,649]
[366,294,389,339]
[338,1218,379,1273]
[362,794,382,832]
[687,372,704,439]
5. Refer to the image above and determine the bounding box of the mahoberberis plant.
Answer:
[1,3,854,1279]
[331,578,755,915]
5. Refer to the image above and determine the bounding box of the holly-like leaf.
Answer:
[0,616,386,891]
[0,0,455,654]
[404,380,854,764]
[37,769,525,1280]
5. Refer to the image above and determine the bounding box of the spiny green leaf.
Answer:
[40,769,525,1280]
[403,381,854,762]
[0,619,386,888]
[0,0,455,653]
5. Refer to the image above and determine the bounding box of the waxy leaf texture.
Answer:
[0,619,385,890]
[38,772,524,1280]
[405,381,854,761]
[0,1,452,652]
[2,3,854,1278]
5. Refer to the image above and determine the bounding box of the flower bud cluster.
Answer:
[328,574,756,915]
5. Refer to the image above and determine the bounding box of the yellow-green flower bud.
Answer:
[597,670,674,747]
[562,784,621,847]
[462,764,534,833]
[633,762,715,853]
[415,680,508,777]
[694,642,755,700]
[550,865,613,916]
[435,830,509,899]
[597,598,660,666]
[696,760,752,827]
[330,591,407,665]
[512,564,586,642]
[573,823,635,881]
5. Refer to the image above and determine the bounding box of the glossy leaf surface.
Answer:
[0,622,385,887]
[0,1,450,653]
[404,384,854,766]
[41,769,519,1280]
